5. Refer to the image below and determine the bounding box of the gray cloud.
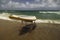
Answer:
[0,0,60,10]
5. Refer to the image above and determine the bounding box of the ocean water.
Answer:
[0,10,60,20]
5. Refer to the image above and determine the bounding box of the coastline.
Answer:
[0,16,60,24]
[0,16,60,40]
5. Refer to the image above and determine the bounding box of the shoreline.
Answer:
[0,16,60,24]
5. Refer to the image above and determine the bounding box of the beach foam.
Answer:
[35,19,60,24]
[0,13,60,24]
[0,16,60,24]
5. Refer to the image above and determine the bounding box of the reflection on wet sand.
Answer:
[19,23,36,35]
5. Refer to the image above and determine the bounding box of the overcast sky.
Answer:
[0,0,60,10]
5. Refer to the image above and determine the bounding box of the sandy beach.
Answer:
[0,16,60,40]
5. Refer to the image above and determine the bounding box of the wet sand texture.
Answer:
[0,19,60,40]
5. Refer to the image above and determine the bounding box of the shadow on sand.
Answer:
[19,23,36,35]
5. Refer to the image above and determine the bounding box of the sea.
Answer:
[0,10,60,20]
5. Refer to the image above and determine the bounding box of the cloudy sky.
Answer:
[0,0,60,10]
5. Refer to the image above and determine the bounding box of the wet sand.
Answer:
[0,19,60,40]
